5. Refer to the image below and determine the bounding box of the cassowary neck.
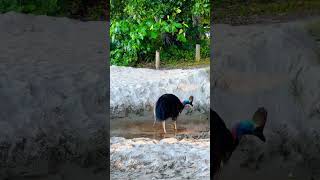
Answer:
[231,120,255,143]
[232,138,239,149]
[231,124,239,142]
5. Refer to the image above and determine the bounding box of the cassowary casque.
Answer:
[212,107,268,177]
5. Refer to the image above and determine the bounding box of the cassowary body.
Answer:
[153,94,192,133]
[212,107,268,177]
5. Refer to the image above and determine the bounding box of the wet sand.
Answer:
[110,111,209,139]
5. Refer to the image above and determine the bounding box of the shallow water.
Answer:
[110,111,209,139]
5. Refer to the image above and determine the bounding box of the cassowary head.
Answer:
[189,96,194,103]
[252,107,268,140]
[212,107,268,176]
[231,107,268,147]
[182,96,194,108]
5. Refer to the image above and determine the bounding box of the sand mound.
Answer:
[110,66,210,117]
[110,137,210,180]
[0,12,107,178]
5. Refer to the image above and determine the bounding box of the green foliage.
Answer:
[214,0,320,23]
[307,20,320,40]
[111,0,210,66]
[161,39,209,63]
[193,0,210,18]
[0,0,106,20]
[0,0,61,15]
[306,20,320,63]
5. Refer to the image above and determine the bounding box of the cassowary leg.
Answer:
[172,117,178,130]
[153,105,157,127]
[172,117,177,130]
[162,121,166,133]
[153,118,156,127]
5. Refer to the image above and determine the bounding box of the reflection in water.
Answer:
[111,112,209,140]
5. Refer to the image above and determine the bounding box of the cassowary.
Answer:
[153,94,193,133]
[182,96,193,107]
[212,107,267,177]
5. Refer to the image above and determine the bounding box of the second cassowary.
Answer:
[212,107,268,176]
[153,94,193,133]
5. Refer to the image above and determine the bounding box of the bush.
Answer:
[161,39,210,63]
[110,0,210,66]
[0,0,106,20]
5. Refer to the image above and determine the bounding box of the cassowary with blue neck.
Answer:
[153,94,193,133]
[212,107,267,176]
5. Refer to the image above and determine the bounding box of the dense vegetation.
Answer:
[110,0,210,66]
[0,0,106,20]
[213,0,320,24]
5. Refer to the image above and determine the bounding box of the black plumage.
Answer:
[211,109,236,176]
[155,94,184,121]
[153,94,185,133]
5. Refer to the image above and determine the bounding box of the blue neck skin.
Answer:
[182,99,193,106]
[231,120,255,141]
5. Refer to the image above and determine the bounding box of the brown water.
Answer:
[110,111,209,139]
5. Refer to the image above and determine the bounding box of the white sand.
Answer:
[110,66,210,117]
[110,137,210,180]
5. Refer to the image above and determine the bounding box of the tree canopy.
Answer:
[0,0,106,20]
[110,0,210,66]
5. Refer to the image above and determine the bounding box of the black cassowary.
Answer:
[153,94,193,133]
[212,107,268,177]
